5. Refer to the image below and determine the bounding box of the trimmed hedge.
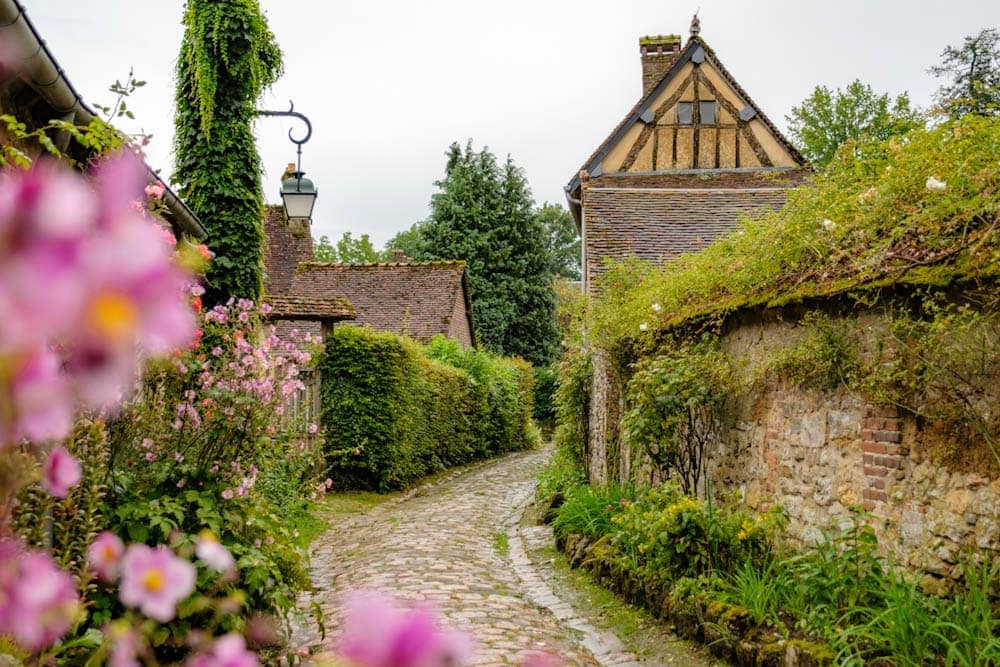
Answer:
[319,327,534,491]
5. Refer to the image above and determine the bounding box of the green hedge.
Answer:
[319,328,534,491]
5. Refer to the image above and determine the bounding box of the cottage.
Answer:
[566,17,808,294]
[262,205,475,347]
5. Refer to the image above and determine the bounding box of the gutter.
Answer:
[0,0,207,241]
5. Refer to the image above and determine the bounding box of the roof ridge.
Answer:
[299,260,467,271]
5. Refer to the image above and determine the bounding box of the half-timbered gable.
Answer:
[567,19,808,293]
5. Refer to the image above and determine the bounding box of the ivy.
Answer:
[173,0,282,304]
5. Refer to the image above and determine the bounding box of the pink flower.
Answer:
[338,591,472,667]
[119,545,196,622]
[221,489,234,500]
[87,531,125,583]
[109,627,141,667]
[144,182,165,200]
[186,633,259,667]
[5,346,72,445]
[195,530,236,573]
[308,423,319,435]
[0,538,80,653]
[41,446,82,498]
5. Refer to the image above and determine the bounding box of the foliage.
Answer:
[591,115,1000,347]
[173,0,282,305]
[609,483,778,583]
[786,79,923,167]
[931,28,1000,118]
[866,297,1000,465]
[416,141,558,366]
[383,222,426,260]
[535,443,586,501]
[766,311,859,391]
[318,327,534,491]
[0,114,124,170]
[532,365,557,431]
[551,484,638,542]
[101,300,325,644]
[622,337,734,496]
[536,202,581,280]
[313,232,383,263]
[551,347,592,475]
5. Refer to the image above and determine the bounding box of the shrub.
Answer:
[551,484,637,542]
[319,328,534,491]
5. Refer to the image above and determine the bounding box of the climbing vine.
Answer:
[173,0,282,304]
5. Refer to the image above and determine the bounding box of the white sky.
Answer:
[27,1,1000,248]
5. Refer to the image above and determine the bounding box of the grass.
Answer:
[492,531,510,558]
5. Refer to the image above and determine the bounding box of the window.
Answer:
[699,101,717,124]
[677,102,693,124]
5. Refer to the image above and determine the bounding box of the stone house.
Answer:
[565,18,808,293]
[263,205,476,348]
[0,0,206,242]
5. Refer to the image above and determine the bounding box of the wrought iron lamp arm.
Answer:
[256,101,313,172]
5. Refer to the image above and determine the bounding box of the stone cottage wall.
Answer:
[587,309,1000,581]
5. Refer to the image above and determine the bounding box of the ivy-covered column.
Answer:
[172,0,282,305]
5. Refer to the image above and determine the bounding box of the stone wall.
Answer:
[586,309,1000,581]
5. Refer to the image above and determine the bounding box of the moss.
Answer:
[591,116,1000,349]
[785,639,836,666]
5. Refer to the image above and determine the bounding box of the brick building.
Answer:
[263,206,475,347]
[566,17,808,294]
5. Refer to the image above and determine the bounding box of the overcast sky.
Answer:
[28,1,1000,248]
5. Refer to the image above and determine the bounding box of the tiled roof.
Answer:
[265,295,354,320]
[262,205,313,294]
[584,185,788,284]
[290,261,475,344]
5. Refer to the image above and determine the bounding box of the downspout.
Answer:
[0,0,207,241]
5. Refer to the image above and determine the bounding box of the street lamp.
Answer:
[257,101,317,226]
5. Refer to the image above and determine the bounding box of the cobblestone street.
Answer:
[296,448,708,666]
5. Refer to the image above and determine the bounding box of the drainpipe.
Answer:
[0,0,207,241]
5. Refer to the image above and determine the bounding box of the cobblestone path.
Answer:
[297,448,708,666]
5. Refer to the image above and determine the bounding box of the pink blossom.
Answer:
[41,446,82,498]
[309,423,319,435]
[108,627,141,667]
[221,489,234,500]
[186,633,259,667]
[119,544,196,622]
[338,591,472,667]
[195,530,236,573]
[144,182,165,200]
[87,531,125,583]
[0,538,80,653]
[5,346,72,445]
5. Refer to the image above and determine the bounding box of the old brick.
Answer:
[875,430,902,444]
[864,466,889,477]
[871,478,886,490]
[860,429,875,442]
[863,489,888,502]
[863,443,887,455]
[875,456,902,469]
[862,418,884,431]
[863,454,875,465]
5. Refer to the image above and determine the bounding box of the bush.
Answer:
[319,328,534,491]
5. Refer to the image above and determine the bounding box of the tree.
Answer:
[786,80,922,167]
[930,28,1000,118]
[536,203,581,280]
[173,0,282,305]
[383,223,426,261]
[313,232,381,263]
[420,141,558,366]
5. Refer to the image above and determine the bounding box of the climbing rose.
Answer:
[40,446,81,498]
[119,544,196,622]
[338,591,472,667]
[144,182,165,200]
[87,531,125,583]
[186,633,259,667]
[0,538,80,653]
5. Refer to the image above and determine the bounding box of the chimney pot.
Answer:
[391,249,407,263]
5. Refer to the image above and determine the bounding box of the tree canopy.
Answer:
[416,141,558,366]
[313,232,382,263]
[173,0,282,304]
[786,80,922,167]
[930,28,1000,118]
[536,203,581,281]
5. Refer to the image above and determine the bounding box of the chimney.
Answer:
[639,34,682,96]
[391,249,408,263]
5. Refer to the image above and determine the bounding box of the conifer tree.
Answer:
[420,141,557,366]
